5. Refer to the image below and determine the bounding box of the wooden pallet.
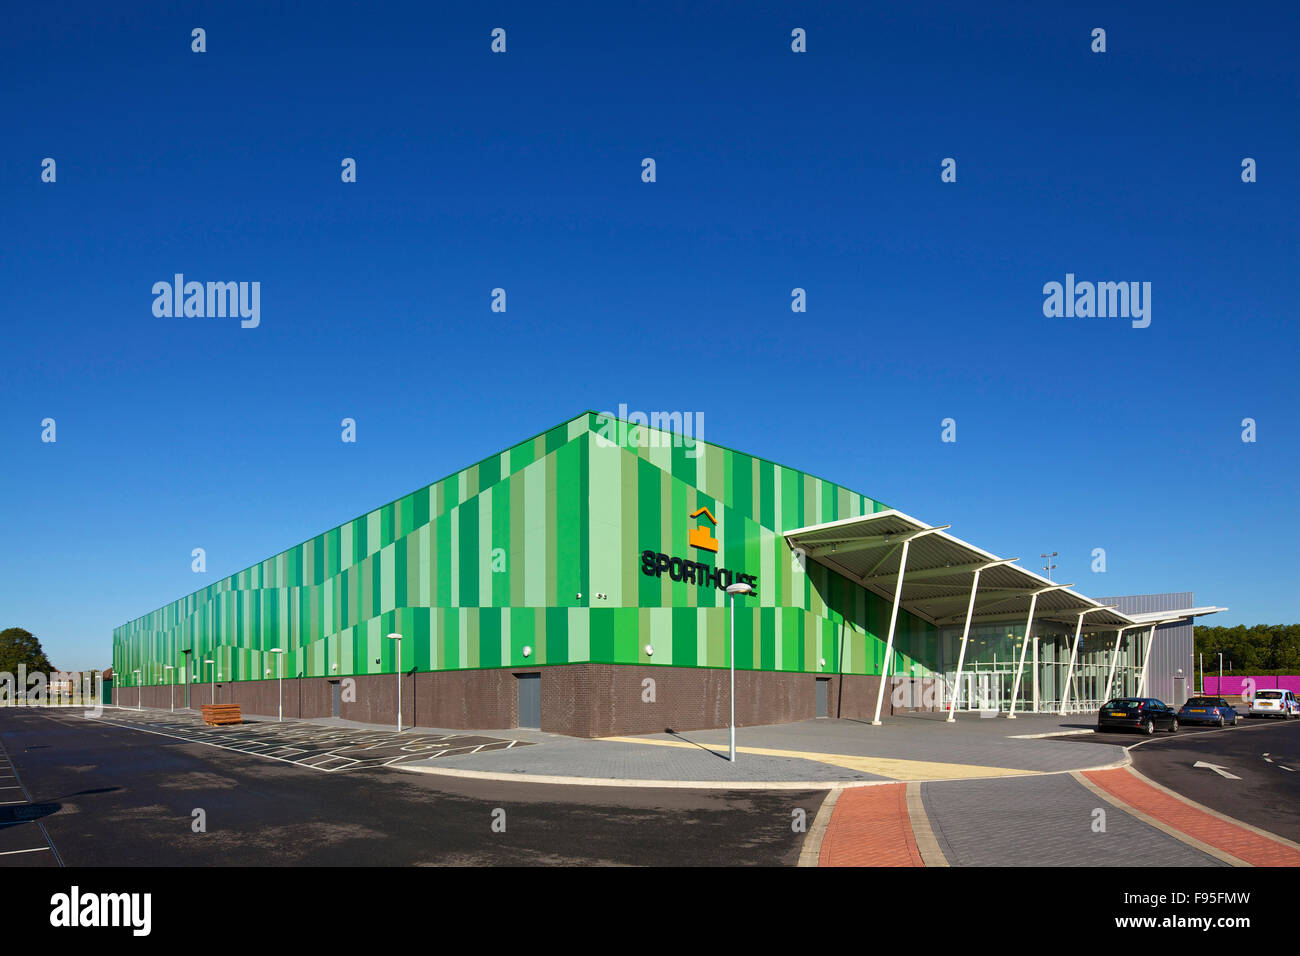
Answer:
[200,703,243,726]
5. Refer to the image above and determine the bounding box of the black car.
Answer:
[1097,697,1179,734]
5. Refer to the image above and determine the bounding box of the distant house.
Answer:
[47,668,77,697]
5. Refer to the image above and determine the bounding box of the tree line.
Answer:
[1194,623,1300,674]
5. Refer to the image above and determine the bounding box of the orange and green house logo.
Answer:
[688,506,718,553]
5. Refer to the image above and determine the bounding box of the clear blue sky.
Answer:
[2,1,1296,670]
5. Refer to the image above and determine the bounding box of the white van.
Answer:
[1248,688,1300,719]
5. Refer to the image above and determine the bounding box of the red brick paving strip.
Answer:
[819,783,924,867]
[1084,768,1300,867]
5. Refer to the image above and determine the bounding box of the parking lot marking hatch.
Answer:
[84,711,533,773]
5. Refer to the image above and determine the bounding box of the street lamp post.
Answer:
[164,665,175,712]
[387,633,403,733]
[133,669,142,710]
[724,583,754,762]
[204,659,215,704]
[269,648,285,721]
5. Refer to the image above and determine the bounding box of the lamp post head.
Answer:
[387,632,403,641]
[725,582,754,596]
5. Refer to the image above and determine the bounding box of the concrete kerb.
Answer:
[797,787,843,866]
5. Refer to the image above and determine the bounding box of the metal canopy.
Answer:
[1123,606,1229,624]
[784,509,1136,629]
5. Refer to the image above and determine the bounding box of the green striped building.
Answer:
[112,411,938,734]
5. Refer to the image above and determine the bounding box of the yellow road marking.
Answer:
[598,736,1040,781]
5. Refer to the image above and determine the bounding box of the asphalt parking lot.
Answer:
[0,708,822,866]
[90,708,532,771]
[0,734,62,867]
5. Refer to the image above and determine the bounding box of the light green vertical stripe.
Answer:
[568,607,589,661]
[620,447,638,605]
[380,544,395,614]
[509,473,526,607]
[524,460,547,607]
[589,438,622,605]
[545,450,558,606]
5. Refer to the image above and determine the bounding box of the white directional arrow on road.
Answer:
[1193,760,1242,779]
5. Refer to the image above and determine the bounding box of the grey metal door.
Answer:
[331,681,341,718]
[516,674,541,729]
[816,678,829,718]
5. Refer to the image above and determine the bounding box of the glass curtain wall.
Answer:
[936,620,1146,713]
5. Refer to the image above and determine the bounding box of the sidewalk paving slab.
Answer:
[919,773,1227,867]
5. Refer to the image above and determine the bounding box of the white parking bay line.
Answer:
[0,846,50,857]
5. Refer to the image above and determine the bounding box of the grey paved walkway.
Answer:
[920,774,1225,867]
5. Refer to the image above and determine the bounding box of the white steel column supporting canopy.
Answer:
[1006,583,1073,718]
[947,558,1020,723]
[864,523,949,725]
[1058,606,1119,715]
[1102,624,1145,704]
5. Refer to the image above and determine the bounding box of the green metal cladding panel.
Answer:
[113,411,935,687]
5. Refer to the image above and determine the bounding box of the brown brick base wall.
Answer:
[113,666,939,737]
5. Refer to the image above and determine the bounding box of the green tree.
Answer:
[0,627,53,676]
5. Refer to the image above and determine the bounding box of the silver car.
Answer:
[1248,689,1300,719]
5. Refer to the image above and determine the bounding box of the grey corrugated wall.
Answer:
[1097,592,1195,705]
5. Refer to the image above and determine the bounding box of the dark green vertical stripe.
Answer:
[458,504,478,607]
